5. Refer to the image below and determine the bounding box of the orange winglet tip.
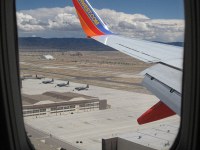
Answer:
[72,0,112,37]
[137,101,176,125]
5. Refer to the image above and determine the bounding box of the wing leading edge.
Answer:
[72,0,183,124]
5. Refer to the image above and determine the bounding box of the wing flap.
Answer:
[143,73,181,115]
[141,64,182,93]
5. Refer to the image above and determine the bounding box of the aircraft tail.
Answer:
[67,81,69,85]
[86,84,89,88]
[72,0,112,37]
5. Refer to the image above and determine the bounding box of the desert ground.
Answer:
[19,50,152,94]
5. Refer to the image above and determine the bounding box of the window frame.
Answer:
[0,0,33,149]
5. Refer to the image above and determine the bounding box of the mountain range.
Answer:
[18,37,183,51]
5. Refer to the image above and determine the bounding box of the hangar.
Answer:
[22,91,108,117]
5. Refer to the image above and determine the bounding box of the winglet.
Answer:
[72,0,112,37]
[137,101,176,125]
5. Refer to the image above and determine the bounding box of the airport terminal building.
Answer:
[22,91,108,117]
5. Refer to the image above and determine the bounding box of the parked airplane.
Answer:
[55,81,69,87]
[42,78,54,84]
[75,84,89,91]
[20,74,32,80]
[35,74,45,79]
[72,0,183,124]
[20,76,25,81]
[20,74,44,80]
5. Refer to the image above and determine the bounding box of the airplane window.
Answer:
[16,0,184,150]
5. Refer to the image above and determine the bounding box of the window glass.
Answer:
[16,0,184,150]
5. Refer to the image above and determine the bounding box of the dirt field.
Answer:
[19,50,152,93]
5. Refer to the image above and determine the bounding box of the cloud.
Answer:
[47,13,81,31]
[96,9,184,42]
[17,12,45,31]
[17,7,184,42]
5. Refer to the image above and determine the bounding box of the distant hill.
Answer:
[19,37,183,51]
[18,37,115,51]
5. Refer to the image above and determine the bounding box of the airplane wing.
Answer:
[72,0,183,124]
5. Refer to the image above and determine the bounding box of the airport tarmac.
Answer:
[23,78,180,150]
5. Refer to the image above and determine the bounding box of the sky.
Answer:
[16,0,185,42]
[16,0,184,19]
